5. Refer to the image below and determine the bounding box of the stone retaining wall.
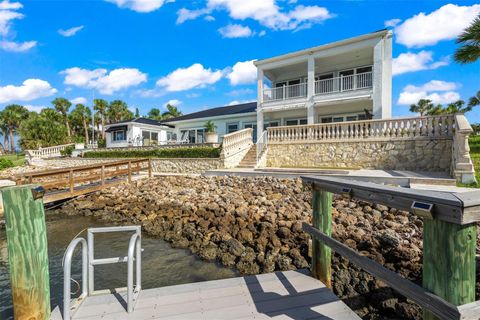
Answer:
[41,157,223,173]
[267,138,452,172]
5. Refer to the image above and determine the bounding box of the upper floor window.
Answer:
[285,119,307,126]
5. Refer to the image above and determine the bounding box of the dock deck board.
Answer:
[51,270,360,320]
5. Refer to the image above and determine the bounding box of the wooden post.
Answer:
[69,169,74,193]
[101,165,105,186]
[148,159,152,178]
[423,219,476,320]
[128,161,132,183]
[2,185,51,320]
[311,186,332,288]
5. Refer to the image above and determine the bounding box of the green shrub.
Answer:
[0,158,15,170]
[60,145,75,157]
[83,147,221,159]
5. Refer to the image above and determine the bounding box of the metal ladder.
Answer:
[63,226,142,320]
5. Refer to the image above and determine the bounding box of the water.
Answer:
[0,213,238,319]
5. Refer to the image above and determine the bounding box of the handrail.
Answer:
[314,71,373,95]
[26,143,76,159]
[263,82,307,102]
[222,128,253,158]
[127,233,141,313]
[63,237,88,320]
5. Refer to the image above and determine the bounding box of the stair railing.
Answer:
[256,130,268,165]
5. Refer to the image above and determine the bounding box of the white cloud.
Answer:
[227,88,254,96]
[58,25,84,37]
[156,63,222,92]
[0,40,36,52]
[204,15,215,22]
[384,18,401,28]
[177,1,333,31]
[392,50,449,76]
[218,24,253,38]
[0,0,22,10]
[24,104,46,113]
[0,79,57,103]
[61,67,147,95]
[0,3,23,36]
[71,97,87,104]
[227,99,255,106]
[394,4,480,48]
[163,99,181,107]
[106,0,169,13]
[397,80,460,105]
[227,60,257,85]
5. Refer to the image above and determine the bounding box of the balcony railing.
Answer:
[315,72,372,95]
[263,82,307,102]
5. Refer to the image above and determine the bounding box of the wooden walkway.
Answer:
[50,270,360,320]
[15,159,151,204]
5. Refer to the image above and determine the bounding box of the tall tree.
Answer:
[93,98,108,138]
[162,104,182,119]
[2,104,28,152]
[409,99,435,116]
[19,108,68,149]
[135,107,140,118]
[107,100,133,123]
[0,114,9,153]
[444,100,476,114]
[454,14,480,64]
[147,108,163,120]
[70,104,92,143]
[468,90,480,109]
[52,97,72,137]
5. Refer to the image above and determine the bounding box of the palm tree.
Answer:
[409,99,435,116]
[19,109,68,149]
[444,100,477,114]
[52,97,72,136]
[70,104,92,143]
[162,104,182,119]
[93,99,108,138]
[454,14,480,64]
[107,100,133,123]
[147,108,163,120]
[2,104,28,152]
[468,90,480,109]
[0,114,8,153]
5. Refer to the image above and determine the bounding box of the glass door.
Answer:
[244,123,257,142]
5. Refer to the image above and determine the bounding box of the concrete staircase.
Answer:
[237,145,257,168]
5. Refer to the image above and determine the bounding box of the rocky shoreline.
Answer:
[53,176,479,320]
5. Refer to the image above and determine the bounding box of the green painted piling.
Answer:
[2,185,50,320]
[311,187,332,288]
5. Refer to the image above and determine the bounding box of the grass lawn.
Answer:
[468,135,480,188]
[0,154,26,167]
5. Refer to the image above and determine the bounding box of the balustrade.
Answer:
[222,128,253,157]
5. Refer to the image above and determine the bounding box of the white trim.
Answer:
[165,111,257,125]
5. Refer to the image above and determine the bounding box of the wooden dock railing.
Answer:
[302,176,480,320]
[15,158,152,203]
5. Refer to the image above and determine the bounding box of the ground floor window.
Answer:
[142,130,159,146]
[285,118,307,126]
[263,121,280,131]
[112,130,126,141]
[180,128,205,144]
[167,132,177,141]
[243,123,257,141]
[226,123,239,134]
[320,113,370,124]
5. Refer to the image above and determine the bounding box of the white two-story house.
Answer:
[105,30,392,147]
[254,29,392,140]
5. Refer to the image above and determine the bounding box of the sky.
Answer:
[0,0,479,123]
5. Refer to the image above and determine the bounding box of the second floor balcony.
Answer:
[262,71,373,103]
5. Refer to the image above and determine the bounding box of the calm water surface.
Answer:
[0,213,238,319]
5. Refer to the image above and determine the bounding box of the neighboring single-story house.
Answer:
[104,118,174,148]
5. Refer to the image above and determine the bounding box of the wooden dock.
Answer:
[14,159,152,204]
[51,270,360,320]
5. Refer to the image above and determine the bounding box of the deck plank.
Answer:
[52,270,360,320]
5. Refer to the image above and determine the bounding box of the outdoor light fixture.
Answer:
[340,187,352,198]
[411,201,434,219]
[31,186,45,200]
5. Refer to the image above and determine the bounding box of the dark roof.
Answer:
[107,117,174,128]
[162,102,257,123]
[105,125,127,132]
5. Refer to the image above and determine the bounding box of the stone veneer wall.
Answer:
[266,138,453,172]
[41,157,223,174]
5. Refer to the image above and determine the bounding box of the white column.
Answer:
[307,55,315,124]
[256,68,265,141]
[256,107,263,142]
[372,32,392,119]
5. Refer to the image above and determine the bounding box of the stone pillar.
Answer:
[372,32,392,119]
[454,114,476,184]
[307,55,315,124]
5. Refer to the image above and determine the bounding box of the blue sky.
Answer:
[0,0,479,123]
